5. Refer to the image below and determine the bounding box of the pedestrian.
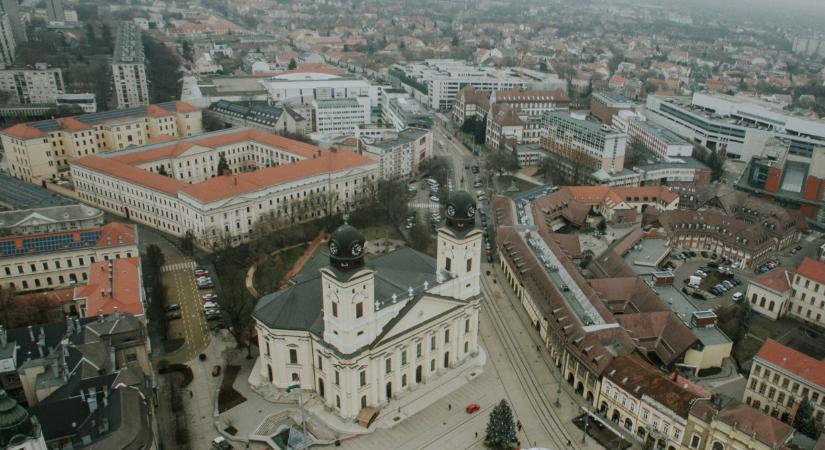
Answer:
[567,438,572,447]
[448,403,452,411]
[517,420,522,431]
[475,431,478,439]
[189,390,193,398]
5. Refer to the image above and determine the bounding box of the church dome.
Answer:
[444,191,477,231]
[328,223,366,271]
[0,389,39,447]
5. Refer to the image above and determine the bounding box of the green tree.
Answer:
[735,299,752,343]
[419,156,452,188]
[451,34,459,47]
[375,179,409,226]
[288,58,297,70]
[486,148,520,177]
[217,152,231,176]
[181,40,194,62]
[793,397,820,439]
[179,230,195,256]
[485,399,517,449]
[624,141,656,168]
[145,244,166,277]
[694,146,725,181]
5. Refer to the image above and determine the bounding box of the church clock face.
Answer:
[351,242,363,257]
[329,241,339,255]
[467,205,477,218]
[446,205,456,217]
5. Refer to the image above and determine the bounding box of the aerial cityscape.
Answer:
[0,0,825,449]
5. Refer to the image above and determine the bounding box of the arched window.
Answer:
[760,297,766,307]
[711,441,725,450]
[624,418,633,431]
[769,301,775,312]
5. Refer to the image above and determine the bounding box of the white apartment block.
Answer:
[542,111,627,174]
[398,59,529,111]
[0,65,64,105]
[627,117,693,160]
[0,222,138,293]
[112,24,149,109]
[312,97,371,136]
[359,128,432,180]
[0,101,202,184]
[69,128,379,247]
[0,13,15,65]
[646,93,825,162]
[262,71,382,108]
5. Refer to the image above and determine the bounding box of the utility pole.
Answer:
[581,408,588,444]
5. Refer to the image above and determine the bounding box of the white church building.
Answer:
[252,191,484,422]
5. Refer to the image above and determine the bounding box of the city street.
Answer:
[162,256,211,363]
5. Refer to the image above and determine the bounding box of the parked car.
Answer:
[692,292,706,300]
[701,251,709,258]
[430,195,440,202]
[212,436,233,450]
[166,310,182,320]
[471,166,480,174]
[165,304,180,312]
[203,301,219,309]
[732,292,744,302]
[707,261,719,268]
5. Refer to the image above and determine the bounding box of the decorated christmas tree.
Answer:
[486,399,517,449]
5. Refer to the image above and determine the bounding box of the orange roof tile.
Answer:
[73,156,187,196]
[797,257,825,286]
[96,222,138,247]
[56,116,90,132]
[147,104,174,117]
[753,268,795,293]
[78,257,144,317]
[179,149,375,202]
[1,123,46,139]
[276,63,345,76]
[174,101,200,113]
[148,134,176,144]
[756,339,825,389]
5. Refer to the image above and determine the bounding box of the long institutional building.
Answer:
[647,93,825,226]
[0,101,202,183]
[396,59,529,111]
[69,128,379,246]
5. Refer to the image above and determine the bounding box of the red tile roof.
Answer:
[179,149,374,202]
[73,156,188,196]
[96,222,138,247]
[275,63,345,76]
[753,268,795,294]
[174,101,200,113]
[147,104,174,117]
[756,339,825,388]
[77,257,144,318]
[716,402,793,448]
[798,257,825,286]
[56,116,91,132]
[1,123,46,139]
[604,355,698,417]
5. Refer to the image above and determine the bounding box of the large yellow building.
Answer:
[0,101,202,183]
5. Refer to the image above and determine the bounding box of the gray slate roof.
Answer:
[254,247,438,337]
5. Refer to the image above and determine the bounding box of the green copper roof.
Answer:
[0,389,36,446]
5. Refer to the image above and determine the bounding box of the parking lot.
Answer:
[161,256,212,363]
[670,252,753,310]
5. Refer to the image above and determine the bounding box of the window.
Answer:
[359,370,366,387]
[356,302,363,318]
[466,258,472,272]
[416,342,422,358]
[334,371,340,386]
[465,319,470,333]
[431,336,436,351]
[289,349,298,364]
[317,356,323,370]
[690,435,701,449]
[332,302,338,317]
[401,351,407,366]
[444,329,450,343]
[385,358,392,374]
[445,257,452,272]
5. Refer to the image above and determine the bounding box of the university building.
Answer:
[252,192,483,421]
[0,101,202,184]
[70,128,378,247]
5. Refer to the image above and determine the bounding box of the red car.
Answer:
[466,403,480,414]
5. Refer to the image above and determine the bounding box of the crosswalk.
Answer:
[408,201,440,209]
[161,260,196,273]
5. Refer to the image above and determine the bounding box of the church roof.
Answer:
[254,246,438,339]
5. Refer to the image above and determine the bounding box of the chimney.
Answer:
[109,347,116,370]
[66,318,74,336]
[0,326,6,347]
[27,325,34,341]
[74,318,81,334]
[51,362,59,378]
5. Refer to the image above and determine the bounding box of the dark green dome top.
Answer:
[445,191,477,231]
[0,389,37,447]
[328,223,366,271]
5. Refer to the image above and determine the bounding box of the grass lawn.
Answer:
[361,223,402,241]
[496,175,540,196]
[253,245,307,295]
